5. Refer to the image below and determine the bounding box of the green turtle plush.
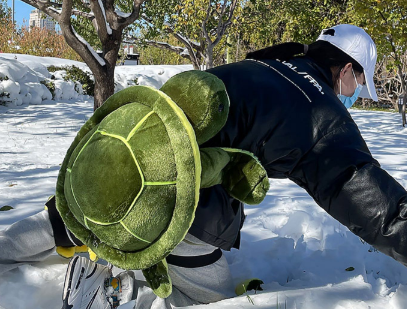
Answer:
[55,70,270,298]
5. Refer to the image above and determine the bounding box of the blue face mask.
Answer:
[337,69,363,109]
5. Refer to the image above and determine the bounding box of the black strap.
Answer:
[46,195,83,247]
[166,248,222,268]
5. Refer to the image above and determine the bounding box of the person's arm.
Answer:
[291,121,407,265]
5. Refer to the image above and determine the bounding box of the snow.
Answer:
[0,53,89,72]
[114,64,192,90]
[48,7,62,15]
[0,57,52,106]
[180,49,190,57]
[0,54,192,106]
[72,27,107,66]
[97,0,113,35]
[115,9,132,18]
[2,55,407,309]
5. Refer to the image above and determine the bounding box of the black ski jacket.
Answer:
[189,56,407,267]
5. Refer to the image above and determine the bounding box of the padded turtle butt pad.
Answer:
[57,85,200,271]
[56,71,269,298]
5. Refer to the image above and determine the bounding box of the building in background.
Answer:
[122,43,140,65]
[29,9,55,32]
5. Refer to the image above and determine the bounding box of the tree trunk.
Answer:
[191,61,200,70]
[95,32,122,110]
[93,67,115,110]
[189,49,201,70]
[205,45,214,69]
[236,33,240,62]
[397,64,407,126]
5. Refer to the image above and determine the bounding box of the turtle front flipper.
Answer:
[142,260,172,298]
[200,148,269,205]
[200,148,230,188]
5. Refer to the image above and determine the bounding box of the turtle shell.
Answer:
[56,85,201,270]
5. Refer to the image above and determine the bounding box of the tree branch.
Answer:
[140,39,191,60]
[214,0,228,40]
[89,0,110,43]
[116,0,146,29]
[141,14,201,67]
[59,0,104,71]
[20,0,61,21]
[48,1,62,8]
[72,9,95,20]
[213,0,237,46]
[81,0,91,9]
[202,0,213,45]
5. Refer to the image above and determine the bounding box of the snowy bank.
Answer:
[0,54,193,107]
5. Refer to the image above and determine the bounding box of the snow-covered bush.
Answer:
[40,80,56,98]
[0,53,193,107]
[48,65,94,96]
[0,56,91,106]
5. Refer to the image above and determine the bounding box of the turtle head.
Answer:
[160,71,229,145]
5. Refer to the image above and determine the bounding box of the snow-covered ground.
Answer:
[0,54,192,106]
[2,54,407,309]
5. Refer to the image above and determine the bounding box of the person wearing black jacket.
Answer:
[191,24,390,260]
[3,24,402,308]
[200,24,407,267]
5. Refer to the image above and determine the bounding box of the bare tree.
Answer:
[374,58,399,109]
[21,0,146,109]
[132,0,239,70]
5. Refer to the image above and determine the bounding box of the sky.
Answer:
[6,0,35,27]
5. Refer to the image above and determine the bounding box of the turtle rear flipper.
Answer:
[142,260,172,298]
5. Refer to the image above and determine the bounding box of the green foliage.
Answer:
[0,0,10,19]
[40,80,56,98]
[71,17,101,51]
[347,0,407,105]
[63,66,94,96]
[69,0,137,50]
[140,0,244,67]
[345,267,355,271]
[0,205,13,211]
[47,65,64,73]
[136,35,192,65]
[222,0,350,63]
[0,75,9,81]
[2,26,82,60]
[46,65,95,96]
[348,0,407,59]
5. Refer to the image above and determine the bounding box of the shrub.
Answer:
[47,65,65,73]
[40,80,55,98]
[63,65,94,96]
[0,91,10,106]
[46,65,95,96]
[0,16,14,53]
[13,26,82,61]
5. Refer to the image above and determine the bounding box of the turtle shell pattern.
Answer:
[56,86,201,270]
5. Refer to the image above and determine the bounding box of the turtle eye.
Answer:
[218,104,224,112]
